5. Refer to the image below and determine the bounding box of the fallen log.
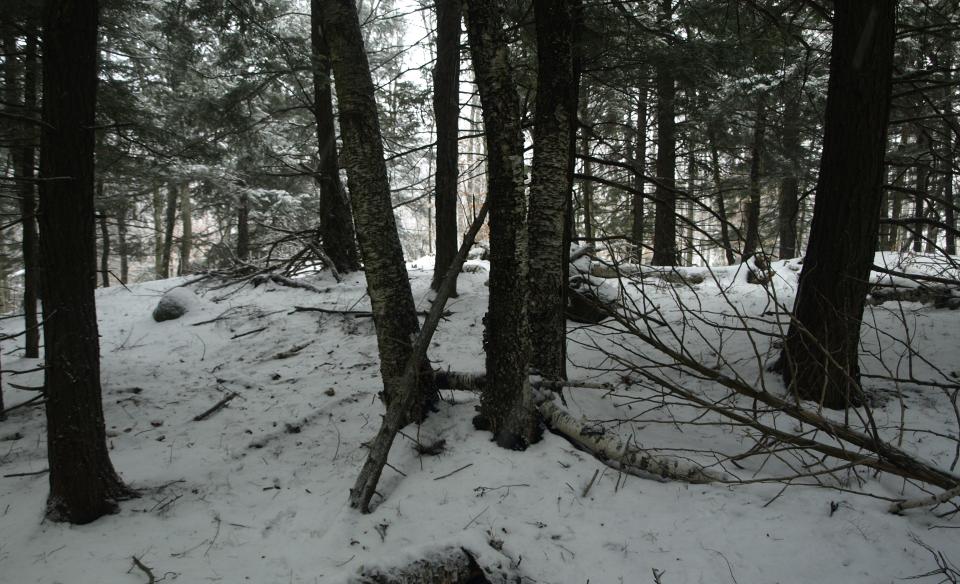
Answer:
[353,547,512,584]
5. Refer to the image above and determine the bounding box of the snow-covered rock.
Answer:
[152,287,202,322]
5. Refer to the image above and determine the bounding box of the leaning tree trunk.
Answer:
[310,0,360,274]
[778,93,801,259]
[741,97,766,261]
[465,0,539,449]
[779,1,896,410]
[6,29,40,357]
[318,0,435,419]
[651,0,677,266]
[179,185,192,274]
[528,0,578,382]
[38,0,133,524]
[430,0,461,294]
[160,183,178,278]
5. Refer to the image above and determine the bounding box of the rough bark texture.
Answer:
[631,83,647,258]
[319,0,434,417]
[651,0,677,266]
[311,0,361,274]
[179,186,192,274]
[6,30,40,356]
[153,189,164,273]
[741,98,766,261]
[778,93,801,259]
[236,191,250,261]
[430,0,461,294]
[528,0,577,381]
[160,184,178,278]
[465,0,539,449]
[38,0,132,524]
[779,1,896,409]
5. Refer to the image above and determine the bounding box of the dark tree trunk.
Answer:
[6,29,40,357]
[742,98,766,261]
[465,0,539,449]
[117,201,128,284]
[179,186,191,275]
[153,189,164,274]
[707,122,736,265]
[778,1,896,410]
[528,0,578,381]
[311,0,361,274]
[631,82,647,258]
[581,130,594,241]
[98,206,110,288]
[913,132,929,253]
[160,184,177,278]
[431,0,461,294]
[945,53,957,256]
[236,191,250,261]
[651,0,677,266]
[778,94,801,259]
[318,0,435,419]
[38,0,132,523]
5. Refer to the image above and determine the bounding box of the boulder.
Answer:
[152,287,201,322]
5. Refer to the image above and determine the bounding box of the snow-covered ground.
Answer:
[1,254,958,583]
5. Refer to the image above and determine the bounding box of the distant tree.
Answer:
[778,1,897,409]
[651,0,677,266]
[39,0,133,523]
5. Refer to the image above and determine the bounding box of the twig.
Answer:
[463,505,489,530]
[0,394,44,416]
[3,468,48,478]
[131,556,156,584]
[434,463,473,481]
[582,468,600,497]
[192,393,238,422]
[231,327,267,339]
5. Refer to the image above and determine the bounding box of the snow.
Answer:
[1,257,958,583]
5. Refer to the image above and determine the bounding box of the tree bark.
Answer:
[778,93,801,259]
[528,0,578,382]
[236,190,250,261]
[651,0,677,266]
[38,0,133,524]
[631,82,647,259]
[97,202,110,288]
[117,201,128,284]
[6,29,40,356]
[311,0,361,274]
[318,0,435,419]
[160,184,178,278]
[778,1,896,409]
[465,0,539,449]
[431,0,461,294]
[741,97,766,261]
[707,122,736,265]
[913,132,929,253]
[153,189,164,275]
[179,185,192,275]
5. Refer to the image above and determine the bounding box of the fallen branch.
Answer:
[231,327,267,339]
[252,273,326,294]
[354,546,510,584]
[539,399,729,484]
[131,556,156,584]
[3,468,49,478]
[192,393,238,422]
[291,306,448,318]
[889,484,960,514]
[272,341,314,359]
[350,202,490,513]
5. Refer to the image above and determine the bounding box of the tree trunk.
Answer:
[631,82,647,259]
[913,132,929,253]
[38,0,133,524]
[236,191,250,261]
[97,203,110,288]
[778,94,801,259]
[179,185,192,274]
[779,1,896,409]
[160,184,177,278]
[528,0,578,381]
[581,130,594,241]
[431,0,461,294]
[6,29,40,357]
[707,122,736,265]
[318,0,435,419]
[651,0,677,266]
[465,0,539,449]
[153,189,164,275]
[741,97,766,261]
[945,52,957,256]
[117,201,128,284]
[311,0,361,274]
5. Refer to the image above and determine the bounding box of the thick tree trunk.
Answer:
[741,98,766,261]
[431,0,461,294]
[651,0,677,266]
[160,184,177,278]
[318,0,435,419]
[6,30,40,356]
[631,83,647,258]
[38,0,132,524]
[779,1,896,409]
[179,185,192,274]
[310,0,361,274]
[528,0,578,381]
[236,191,250,261]
[707,123,736,265]
[778,94,801,259]
[465,0,539,449]
[117,202,128,283]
